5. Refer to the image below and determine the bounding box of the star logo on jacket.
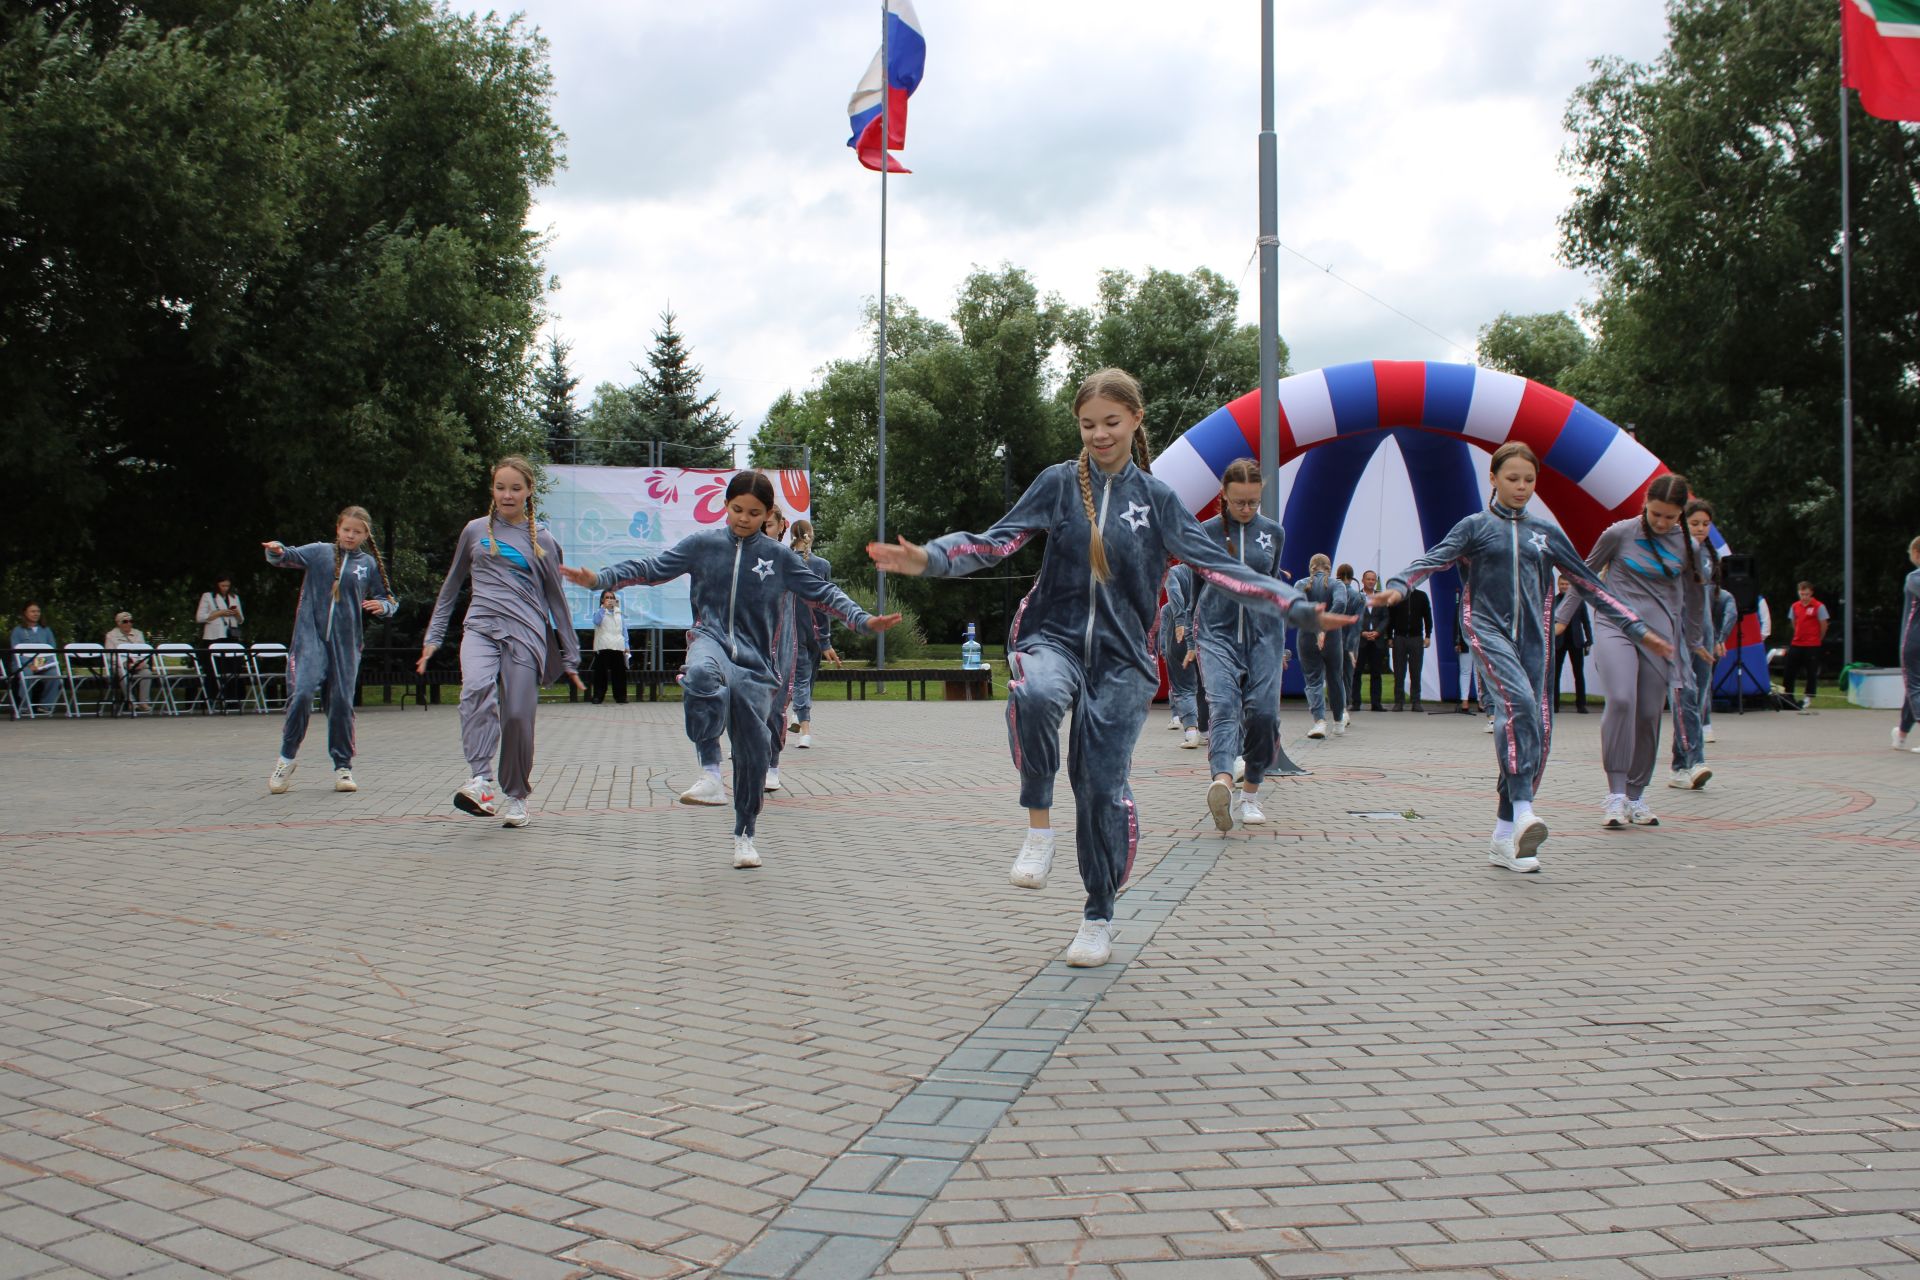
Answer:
[1529,532,1550,552]
[1256,531,1274,551]
[1119,501,1151,532]
[752,558,775,581]
[352,563,369,580]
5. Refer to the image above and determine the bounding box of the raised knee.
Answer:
[682,661,726,697]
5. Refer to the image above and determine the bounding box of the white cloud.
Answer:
[485,0,1672,439]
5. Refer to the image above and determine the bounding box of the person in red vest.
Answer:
[1783,581,1830,711]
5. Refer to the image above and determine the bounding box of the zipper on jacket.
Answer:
[1083,475,1113,667]
[1508,516,1521,642]
[726,538,743,658]
[1236,520,1248,645]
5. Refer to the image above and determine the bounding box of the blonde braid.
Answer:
[1078,447,1110,584]
[332,543,344,601]
[1132,421,1154,473]
[526,493,545,558]
[488,499,499,555]
[365,533,396,608]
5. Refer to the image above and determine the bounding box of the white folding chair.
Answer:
[155,643,211,716]
[9,643,62,718]
[61,643,115,717]
[206,641,255,713]
[249,642,292,712]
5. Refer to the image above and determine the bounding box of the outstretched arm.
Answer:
[871,469,1062,579]
[780,549,899,633]
[420,526,478,666]
[1545,526,1671,658]
[559,539,700,592]
[1153,488,1349,633]
[1373,521,1475,608]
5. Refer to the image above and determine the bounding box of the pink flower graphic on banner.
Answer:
[692,476,730,524]
[644,473,680,504]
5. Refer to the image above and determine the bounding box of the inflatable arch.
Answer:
[1152,360,1671,702]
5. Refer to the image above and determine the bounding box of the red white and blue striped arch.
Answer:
[1153,361,1673,702]
[1154,360,1668,554]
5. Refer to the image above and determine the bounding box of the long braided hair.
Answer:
[1071,367,1153,584]
[488,456,545,559]
[333,505,396,607]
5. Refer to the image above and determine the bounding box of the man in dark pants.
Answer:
[1385,581,1432,711]
[1352,569,1389,710]
[1552,574,1592,713]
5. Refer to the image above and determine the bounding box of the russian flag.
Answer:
[847,0,925,173]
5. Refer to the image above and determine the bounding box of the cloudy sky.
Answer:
[484,1,1672,441]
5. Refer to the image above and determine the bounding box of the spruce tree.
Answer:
[531,334,584,459]
[637,310,735,467]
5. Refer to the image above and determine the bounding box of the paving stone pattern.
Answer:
[1,699,1917,1279]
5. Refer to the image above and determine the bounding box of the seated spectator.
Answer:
[104,610,156,710]
[10,602,60,712]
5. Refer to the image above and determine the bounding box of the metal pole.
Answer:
[875,0,889,677]
[1838,36,1855,670]
[1257,0,1280,518]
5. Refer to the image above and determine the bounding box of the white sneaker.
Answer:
[1704,725,1717,743]
[1687,763,1712,790]
[1233,756,1246,783]
[1167,715,1183,731]
[333,768,357,793]
[1065,919,1114,967]
[1603,795,1629,828]
[733,834,762,869]
[1667,770,1694,790]
[1181,728,1200,749]
[1341,712,1353,729]
[1895,727,1908,750]
[1333,718,1348,736]
[1514,813,1549,859]
[797,733,812,749]
[1308,720,1327,739]
[764,768,782,792]
[454,775,498,816]
[1009,831,1055,889]
[1628,798,1660,826]
[499,797,529,828]
[1206,779,1233,832]
[1485,717,1495,733]
[268,759,297,794]
[1238,795,1267,825]
[1489,834,1541,874]
[679,773,726,806]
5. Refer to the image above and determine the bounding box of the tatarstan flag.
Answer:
[1844,0,1920,120]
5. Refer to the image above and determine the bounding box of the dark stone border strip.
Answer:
[716,839,1226,1279]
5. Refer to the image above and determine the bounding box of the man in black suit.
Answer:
[1385,582,1433,711]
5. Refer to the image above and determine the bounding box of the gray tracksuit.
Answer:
[1557,516,1703,799]
[1296,569,1348,725]
[1192,513,1287,784]
[1157,564,1198,728]
[921,460,1327,923]
[1391,501,1648,821]
[1670,536,1721,770]
[266,540,398,769]
[426,518,580,801]
[787,553,833,726]
[1901,567,1920,735]
[596,529,870,837]
[1336,578,1365,708]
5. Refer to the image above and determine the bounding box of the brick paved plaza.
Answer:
[2,697,1918,1280]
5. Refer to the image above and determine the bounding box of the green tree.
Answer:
[749,267,1071,642]
[531,334,584,460]
[0,1,561,641]
[1476,312,1590,390]
[637,309,735,468]
[1558,0,1920,658]
[1059,267,1279,442]
[579,382,648,466]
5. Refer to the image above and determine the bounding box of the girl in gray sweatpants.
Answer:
[566,472,888,869]
[870,369,1347,969]
[1158,563,1199,741]
[423,459,583,829]
[1379,442,1667,873]
[263,506,398,794]
[1557,474,1704,828]
[1894,536,1920,751]
[1667,499,1724,785]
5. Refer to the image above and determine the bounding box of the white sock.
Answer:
[1027,828,1055,845]
[1512,801,1535,824]
[1609,792,1627,805]
[1493,818,1515,840]
[278,756,295,766]
[704,763,723,782]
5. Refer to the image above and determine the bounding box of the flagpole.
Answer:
[1257,0,1279,518]
[875,0,890,678]
[1839,27,1855,670]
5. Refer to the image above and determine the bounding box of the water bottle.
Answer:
[961,622,983,670]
